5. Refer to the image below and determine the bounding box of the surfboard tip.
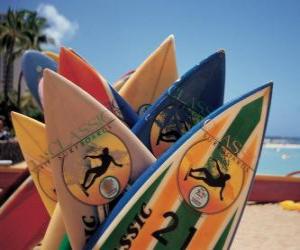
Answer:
[10,111,19,121]
[217,48,226,55]
[43,68,61,95]
[167,34,175,42]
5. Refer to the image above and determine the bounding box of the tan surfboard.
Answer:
[43,69,155,249]
[119,35,178,114]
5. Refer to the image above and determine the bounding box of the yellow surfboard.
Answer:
[11,112,56,215]
[119,35,178,114]
[11,112,67,249]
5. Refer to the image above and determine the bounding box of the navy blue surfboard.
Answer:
[132,50,225,157]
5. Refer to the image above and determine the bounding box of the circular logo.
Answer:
[62,131,131,205]
[29,158,57,202]
[178,137,245,214]
[37,165,57,202]
[189,185,209,209]
[150,104,200,157]
[99,176,120,199]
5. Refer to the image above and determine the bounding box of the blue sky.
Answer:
[2,0,300,137]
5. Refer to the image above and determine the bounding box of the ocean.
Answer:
[257,137,300,176]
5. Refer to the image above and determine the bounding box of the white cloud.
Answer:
[37,4,79,46]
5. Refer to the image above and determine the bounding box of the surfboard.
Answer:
[86,83,272,250]
[11,112,57,215]
[22,50,57,107]
[11,112,71,249]
[43,50,59,62]
[41,204,70,250]
[0,177,49,250]
[43,69,156,249]
[119,35,178,115]
[132,50,225,158]
[249,174,300,202]
[59,47,137,127]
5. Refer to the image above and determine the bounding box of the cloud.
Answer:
[37,4,79,46]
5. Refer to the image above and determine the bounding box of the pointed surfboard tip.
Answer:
[59,47,72,67]
[11,111,41,123]
[11,111,44,137]
[10,111,32,125]
[216,49,226,60]
[10,111,19,124]
[217,49,226,54]
[215,49,226,59]
[167,34,175,43]
[43,68,61,97]
[193,50,226,73]
[260,81,273,91]
[10,111,24,122]
[202,50,226,63]
[59,47,74,60]
[59,46,105,79]
[162,34,175,48]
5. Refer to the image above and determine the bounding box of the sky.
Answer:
[2,0,300,137]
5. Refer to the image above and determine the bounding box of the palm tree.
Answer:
[0,8,53,126]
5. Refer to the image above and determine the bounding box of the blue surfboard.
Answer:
[86,83,272,249]
[132,50,225,157]
[22,50,57,107]
[109,85,138,127]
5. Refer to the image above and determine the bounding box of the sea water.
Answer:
[257,142,300,176]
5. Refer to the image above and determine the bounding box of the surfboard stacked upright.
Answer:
[9,35,273,250]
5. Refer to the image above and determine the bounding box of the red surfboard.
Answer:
[0,177,50,250]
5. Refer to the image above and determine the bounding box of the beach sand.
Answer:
[231,203,300,250]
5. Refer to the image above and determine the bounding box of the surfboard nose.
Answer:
[22,50,57,107]
[169,50,225,117]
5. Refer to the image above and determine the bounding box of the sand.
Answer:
[231,203,300,250]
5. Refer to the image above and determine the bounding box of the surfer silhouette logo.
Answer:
[61,132,131,205]
[178,136,245,214]
[184,159,231,201]
[150,104,200,156]
[81,147,123,197]
[156,119,189,145]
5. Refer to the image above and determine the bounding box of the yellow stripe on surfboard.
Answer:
[129,113,231,249]
[94,112,231,248]
[119,35,178,112]
[93,84,272,250]
[180,88,271,250]
[187,134,261,249]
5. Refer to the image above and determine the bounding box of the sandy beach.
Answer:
[231,203,300,249]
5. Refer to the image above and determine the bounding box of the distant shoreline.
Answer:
[263,143,300,149]
[264,136,300,146]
